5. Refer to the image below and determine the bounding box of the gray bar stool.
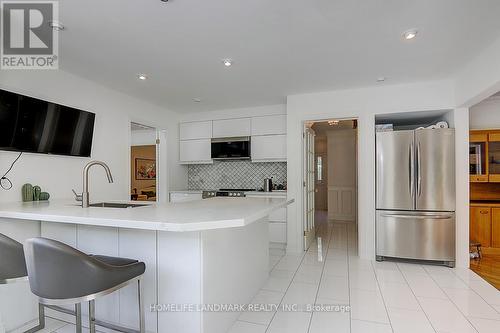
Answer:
[24,237,146,333]
[0,233,46,333]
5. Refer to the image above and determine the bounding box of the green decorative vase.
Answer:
[22,184,34,202]
[39,192,50,201]
[33,185,41,201]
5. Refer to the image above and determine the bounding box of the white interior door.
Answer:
[303,127,316,250]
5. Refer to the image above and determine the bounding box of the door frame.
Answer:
[128,119,169,203]
[301,118,359,252]
[303,125,316,250]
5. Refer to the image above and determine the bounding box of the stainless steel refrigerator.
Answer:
[376,128,456,267]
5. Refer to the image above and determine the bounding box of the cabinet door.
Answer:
[212,118,251,138]
[492,208,500,248]
[269,222,287,243]
[470,131,488,183]
[269,207,286,222]
[470,207,491,247]
[179,139,212,163]
[180,121,212,140]
[251,135,286,161]
[251,115,286,136]
[488,135,500,182]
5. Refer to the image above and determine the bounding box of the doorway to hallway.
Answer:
[303,119,358,253]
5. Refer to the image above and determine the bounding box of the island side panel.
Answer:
[41,223,158,333]
[201,218,269,333]
[0,218,40,332]
[157,231,203,333]
[118,228,158,332]
[41,221,78,321]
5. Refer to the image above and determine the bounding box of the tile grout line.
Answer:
[425,266,500,320]
[449,267,500,316]
[306,221,334,333]
[264,247,308,332]
[422,266,480,333]
[345,222,353,333]
[395,264,439,333]
[370,260,395,332]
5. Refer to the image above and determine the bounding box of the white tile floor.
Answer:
[15,217,500,333]
[229,218,500,333]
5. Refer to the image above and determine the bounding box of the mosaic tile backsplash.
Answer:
[188,161,287,190]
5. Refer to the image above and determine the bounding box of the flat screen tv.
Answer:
[0,89,95,157]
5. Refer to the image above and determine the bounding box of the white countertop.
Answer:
[0,197,292,232]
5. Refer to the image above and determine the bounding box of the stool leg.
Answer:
[138,279,145,333]
[89,300,96,333]
[23,303,45,333]
[38,303,45,330]
[75,304,82,333]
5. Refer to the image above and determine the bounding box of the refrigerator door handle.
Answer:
[409,142,415,199]
[380,213,453,220]
[417,142,422,197]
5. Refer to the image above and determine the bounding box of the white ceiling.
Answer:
[59,0,500,113]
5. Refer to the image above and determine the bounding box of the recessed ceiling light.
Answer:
[222,59,233,67]
[137,74,148,81]
[48,21,65,31]
[193,98,202,103]
[403,29,418,40]
[328,120,340,126]
[377,77,386,82]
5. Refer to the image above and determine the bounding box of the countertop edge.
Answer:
[0,198,294,232]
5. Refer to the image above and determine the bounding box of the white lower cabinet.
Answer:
[179,139,212,164]
[269,222,287,243]
[251,134,286,161]
[40,222,158,332]
[269,207,287,245]
[246,195,287,246]
[170,192,203,203]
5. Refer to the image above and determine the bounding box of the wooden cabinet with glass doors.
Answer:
[470,130,500,182]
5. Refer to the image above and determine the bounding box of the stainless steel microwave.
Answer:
[211,137,250,160]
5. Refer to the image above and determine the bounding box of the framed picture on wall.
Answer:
[135,158,156,180]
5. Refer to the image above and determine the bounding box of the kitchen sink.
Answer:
[89,202,148,208]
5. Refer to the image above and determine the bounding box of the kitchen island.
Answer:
[0,197,292,333]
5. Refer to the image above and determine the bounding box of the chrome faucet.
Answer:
[80,161,114,208]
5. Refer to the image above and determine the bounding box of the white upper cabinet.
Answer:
[251,115,287,136]
[251,134,286,161]
[212,118,251,138]
[180,121,212,140]
[179,139,212,164]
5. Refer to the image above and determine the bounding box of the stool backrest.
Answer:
[0,233,28,283]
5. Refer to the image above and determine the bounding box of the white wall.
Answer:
[131,129,157,146]
[0,70,187,203]
[451,35,500,268]
[286,80,457,262]
[455,35,500,108]
[327,129,357,221]
[469,96,500,129]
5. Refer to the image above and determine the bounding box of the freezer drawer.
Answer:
[376,210,455,262]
